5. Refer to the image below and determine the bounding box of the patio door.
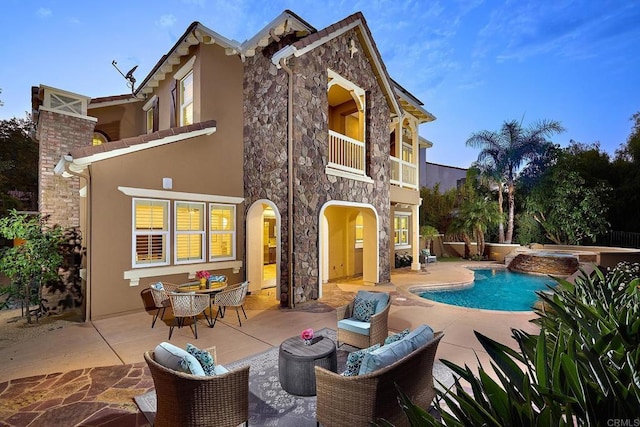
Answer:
[246,200,281,298]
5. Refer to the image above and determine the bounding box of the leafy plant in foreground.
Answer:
[390,264,640,426]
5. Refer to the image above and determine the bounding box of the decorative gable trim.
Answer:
[271,13,402,119]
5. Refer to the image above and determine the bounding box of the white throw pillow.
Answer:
[154,342,205,376]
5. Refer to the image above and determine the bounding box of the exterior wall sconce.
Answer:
[163,177,173,189]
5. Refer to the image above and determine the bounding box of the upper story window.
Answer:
[92,131,108,146]
[133,198,170,267]
[175,201,205,264]
[401,121,414,162]
[179,71,193,126]
[143,95,159,134]
[173,56,196,127]
[327,69,370,180]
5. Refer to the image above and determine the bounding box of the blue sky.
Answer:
[1,0,638,168]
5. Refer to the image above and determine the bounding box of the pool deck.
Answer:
[0,260,541,383]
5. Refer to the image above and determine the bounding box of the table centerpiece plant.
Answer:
[196,270,211,288]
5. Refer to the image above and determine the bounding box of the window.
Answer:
[173,56,195,128]
[92,131,108,146]
[210,204,235,261]
[394,213,410,247]
[133,199,169,266]
[174,202,205,264]
[146,109,154,134]
[179,71,193,126]
[144,95,158,134]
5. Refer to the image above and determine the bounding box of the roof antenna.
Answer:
[112,60,144,99]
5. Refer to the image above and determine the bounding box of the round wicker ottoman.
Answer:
[278,335,337,396]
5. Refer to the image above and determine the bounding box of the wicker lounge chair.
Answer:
[336,291,391,348]
[315,331,444,427]
[144,346,249,427]
[149,282,179,328]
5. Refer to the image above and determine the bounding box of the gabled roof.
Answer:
[271,12,403,119]
[392,79,436,124]
[56,120,217,175]
[136,11,314,96]
[89,94,141,109]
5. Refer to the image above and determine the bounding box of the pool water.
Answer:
[418,269,554,311]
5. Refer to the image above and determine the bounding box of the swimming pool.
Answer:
[418,268,554,311]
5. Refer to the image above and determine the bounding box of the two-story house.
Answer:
[33,10,435,320]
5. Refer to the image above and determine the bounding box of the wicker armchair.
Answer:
[212,281,249,327]
[315,331,444,427]
[337,291,391,348]
[149,282,179,328]
[144,346,249,427]
[167,293,210,339]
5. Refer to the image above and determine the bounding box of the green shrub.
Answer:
[0,210,63,323]
[387,263,640,426]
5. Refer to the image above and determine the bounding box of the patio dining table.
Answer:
[176,281,228,326]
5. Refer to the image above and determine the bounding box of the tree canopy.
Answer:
[0,117,38,215]
[466,119,565,243]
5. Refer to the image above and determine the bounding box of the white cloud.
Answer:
[157,14,177,28]
[36,7,52,18]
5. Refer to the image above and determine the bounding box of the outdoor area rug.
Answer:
[134,328,456,426]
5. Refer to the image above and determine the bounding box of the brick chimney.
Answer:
[33,85,96,228]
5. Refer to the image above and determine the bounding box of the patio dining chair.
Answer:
[149,282,179,328]
[212,281,249,327]
[168,293,210,339]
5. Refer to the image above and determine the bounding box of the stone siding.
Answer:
[37,109,95,229]
[244,39,291,305]
[244,29,391,305]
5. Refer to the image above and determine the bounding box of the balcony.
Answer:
[390,156,417,189]
[328,130,366,177]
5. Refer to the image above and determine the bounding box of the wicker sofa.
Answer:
[315,330,444,427]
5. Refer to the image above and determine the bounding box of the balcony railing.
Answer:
[390,156,417,189]
[328,130,366,176]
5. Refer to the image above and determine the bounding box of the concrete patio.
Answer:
[0,260,540,384]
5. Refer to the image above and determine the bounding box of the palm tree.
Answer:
[466,119,565,243]
[455,196,501,258]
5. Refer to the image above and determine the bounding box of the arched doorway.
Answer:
[246,200,281,298]
[318,201,379,297]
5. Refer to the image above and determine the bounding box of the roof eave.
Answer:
[69,124,217,168]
